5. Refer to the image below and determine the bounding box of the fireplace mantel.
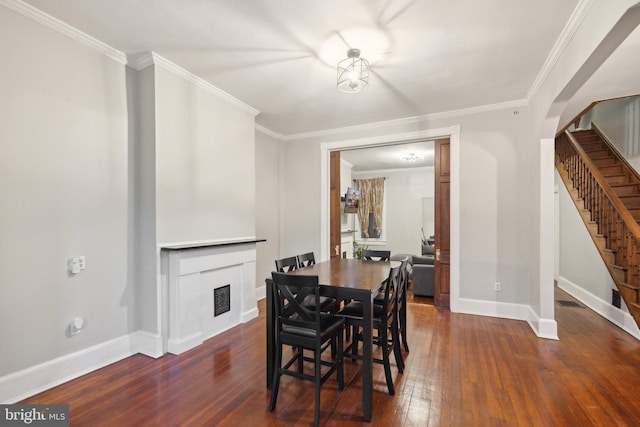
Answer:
[160,238,264,355]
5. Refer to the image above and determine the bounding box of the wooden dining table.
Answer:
[265,258,398,422]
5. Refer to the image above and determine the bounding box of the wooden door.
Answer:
[434,138,451,307]
[330,151,341,259]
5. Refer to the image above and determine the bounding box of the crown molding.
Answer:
[280,98,525,142]
[255,123,284,140]
[352,165,433,175]
[128,52,260,117]
[525,0,596,103]
[0,0,127,64]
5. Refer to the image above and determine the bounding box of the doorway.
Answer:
[319,126,460,311]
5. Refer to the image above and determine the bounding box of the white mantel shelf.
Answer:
[160,238,266,251]
[160,238,263,355]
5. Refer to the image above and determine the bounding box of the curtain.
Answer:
[354,178,370,238]
[353,177,384,238]
[370,177,385,236]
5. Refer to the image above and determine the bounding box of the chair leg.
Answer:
[392,325,404,373]
[380,326,395,395]
[314,348,321,427]
[337,329,344,390]
[401,306,410,352]
[352,325,359,358]
[297,347,304,373]
[269,344,283,411]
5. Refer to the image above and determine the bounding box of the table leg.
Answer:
[266,279,274,389]
[362,295,373,421]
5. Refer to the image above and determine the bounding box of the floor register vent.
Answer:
[556,300,584,308]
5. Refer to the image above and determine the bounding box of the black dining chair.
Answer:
[275,256,337,313]
[337,264,402,395]
[397,258,410,354]
[361,249,391,261]
[297,252,316,268]
[274,256,339,361]
[275,256,299,273]
[269,272,345,427]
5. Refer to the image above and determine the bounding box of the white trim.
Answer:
[351,165,433,175]
[525,0,596,103]
[458,298,529,320]
[127,52,260,117]
[320,126,460,312]
[157,236,258,249]
[256,124,284,140]
[285,100,525,142]
[558,276,640,341]
[134,331,164,359]
[256,284,266,301]
[0,0,127,64]
[0,334,137,404]
[242,307,259,323]
[458,297,559,339]
[526,307,559,340]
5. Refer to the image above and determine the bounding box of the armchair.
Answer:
[411,255,434,297]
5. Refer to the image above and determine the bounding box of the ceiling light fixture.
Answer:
[401,153,423,162]
[337,48,369,93]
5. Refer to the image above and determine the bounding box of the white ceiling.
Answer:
[341,140,434,171]
[20,0,580,136]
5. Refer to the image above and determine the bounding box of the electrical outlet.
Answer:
[495,282,501,291]
[78,256,85,270]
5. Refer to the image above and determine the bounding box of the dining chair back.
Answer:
[396,257,410,357]
[361,249,391,261]
[274,256,298,273]
[297,252,316,268]
[269,272,345,426]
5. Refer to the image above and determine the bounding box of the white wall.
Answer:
[283,106,532,305]
[255,131,282,295]
[154,66,256,244]
[527,0,640,327]
[581,97,640,171]
[556,170,616,301]
[352,167,433,256]
[0,5,260,400]
[0,6,130,375]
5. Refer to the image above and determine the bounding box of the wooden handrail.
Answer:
[555,93,640,138]
[562,129,640,240]
[592,122,640,185]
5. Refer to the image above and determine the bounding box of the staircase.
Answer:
[555,124,640,327]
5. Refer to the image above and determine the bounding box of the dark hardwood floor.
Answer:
[21,286,640,426]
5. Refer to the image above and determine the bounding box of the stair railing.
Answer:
[555,129,640,283]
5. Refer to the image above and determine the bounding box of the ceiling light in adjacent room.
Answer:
[401,153,423,162]
[337,48,369,93]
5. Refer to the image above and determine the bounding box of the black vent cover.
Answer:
[556,300,584,308]
[214,284,231,317]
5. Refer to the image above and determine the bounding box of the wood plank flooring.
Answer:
[21,287,640,426]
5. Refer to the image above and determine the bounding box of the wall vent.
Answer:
[214,284,231,317]
[612,289,621,309]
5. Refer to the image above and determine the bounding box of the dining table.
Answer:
[265,257,398,422]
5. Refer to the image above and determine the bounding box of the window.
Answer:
[355,178,386,244]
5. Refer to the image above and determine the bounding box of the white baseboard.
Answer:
[0,334,136,404]
[134,331,163,359]
[256,284,266,301]
[458,298,529,320]
[458,298,558,339]
[558,276,640,340]
[242,307,259,323]
[526,308,559,340]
